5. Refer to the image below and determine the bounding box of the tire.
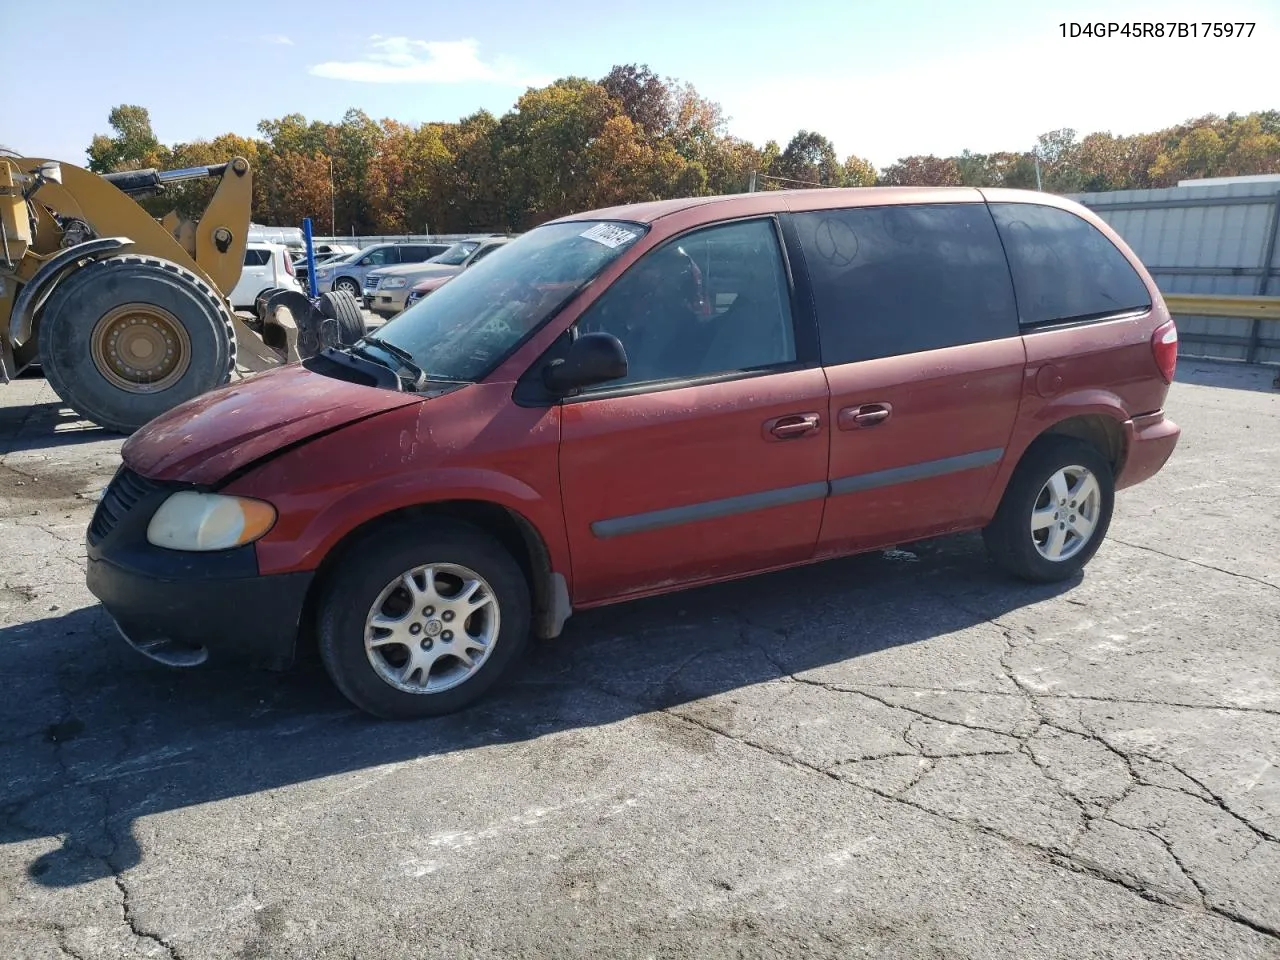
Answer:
[13,335,40,372]
[982,435,1115,583]
[318,290,367,345]
[317,519,532,719]
[37,256,235,434]
[254,286,285,323]
[333,276,361,298]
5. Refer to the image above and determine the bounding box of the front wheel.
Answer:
[982,436,1115,583]
[333,276,361,298]
[317,520,532,719]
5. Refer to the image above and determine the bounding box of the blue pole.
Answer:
[302,217,319,298]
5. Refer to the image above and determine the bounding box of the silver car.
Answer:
[313,242,451,296]
[362,239,503,318]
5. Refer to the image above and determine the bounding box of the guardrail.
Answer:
[1161,293,1280,367]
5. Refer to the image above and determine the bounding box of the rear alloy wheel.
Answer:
[982,435,1115,583]
[37,255,234,434]
[317,520,531,719]
[333,276,361,298]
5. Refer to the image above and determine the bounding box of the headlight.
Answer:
[316,268,332,279]
[383,277,408,289]
[146,491,277,551]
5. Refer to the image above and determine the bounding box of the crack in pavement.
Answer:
[660,698,1280,942]
[642,611,1280,942]
[838,683,1280,718]
[1110,538,1280,593]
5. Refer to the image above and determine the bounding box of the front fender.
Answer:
[223,397,568,580]
[9,237,133,345]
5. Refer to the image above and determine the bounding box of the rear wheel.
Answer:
[333,276,361,298]
[37,255,235,434]
[982,435,1115,583]
[317,520,531,719]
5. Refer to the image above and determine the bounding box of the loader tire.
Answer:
[318,291,366,345]
[38,255,235,435]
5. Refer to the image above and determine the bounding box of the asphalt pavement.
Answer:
[1,361,1277,959]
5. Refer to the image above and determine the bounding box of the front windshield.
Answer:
[431,241,481,266]
[371,220,647,382]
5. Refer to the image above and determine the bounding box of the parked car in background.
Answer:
[315,243,452,296]
[365,237,511,318]
[293,251,349,288]
[227,242,302,309]
[87,187,1181,720]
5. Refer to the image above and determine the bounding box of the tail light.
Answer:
[283,254,295,277]
[1151,317,1178,384]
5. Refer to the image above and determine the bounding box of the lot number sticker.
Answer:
[580,223,639,249]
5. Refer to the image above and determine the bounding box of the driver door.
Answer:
[557,217,831,605]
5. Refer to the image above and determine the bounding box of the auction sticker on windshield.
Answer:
[580,223,640,248]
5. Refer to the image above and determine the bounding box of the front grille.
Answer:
[88,467,163,545]
[364,275,382,292]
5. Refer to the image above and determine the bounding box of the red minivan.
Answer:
[86,188,1181,719]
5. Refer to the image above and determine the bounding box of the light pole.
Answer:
[329,155,336,236]
[1033,144,1043,191]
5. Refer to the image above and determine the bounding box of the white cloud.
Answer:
[310,36,547,86]
[261,34,294,46]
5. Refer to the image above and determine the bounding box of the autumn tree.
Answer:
[879,155,963,186]
[600,64,673,141]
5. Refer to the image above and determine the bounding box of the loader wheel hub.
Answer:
[91,303,192,394]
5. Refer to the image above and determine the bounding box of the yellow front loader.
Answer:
[1,155,365,433]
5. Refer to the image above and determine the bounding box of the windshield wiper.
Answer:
[364,336,474,385]
[355,336,429,388]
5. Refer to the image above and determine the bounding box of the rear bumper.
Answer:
[1116,410,1180,490]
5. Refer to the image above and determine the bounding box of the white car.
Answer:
[228,242,302,309]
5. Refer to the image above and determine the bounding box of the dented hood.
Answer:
[122,364,422,486]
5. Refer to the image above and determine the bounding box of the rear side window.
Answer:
[989,203,1151,326]
[243,248,272,266]
[793,203,1018,365]
[399,245,440,263]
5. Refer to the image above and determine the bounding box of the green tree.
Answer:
[771,130,840,187]
[87,105,166,173]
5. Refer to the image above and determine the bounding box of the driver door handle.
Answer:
[838,403,893,430]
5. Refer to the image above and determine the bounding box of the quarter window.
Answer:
[989,203,1151,326]
[794,203,1019,365]
[576,218,797,388]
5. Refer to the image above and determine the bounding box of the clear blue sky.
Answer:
[5,0,1276,168]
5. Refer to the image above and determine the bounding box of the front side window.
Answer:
[576,218,797,388]
[467,243,505,266]
[361,246,396,266]
[794,202,1019,366]
[370,221,647,381]
[989,203,1151,326]
[431,241,481,266]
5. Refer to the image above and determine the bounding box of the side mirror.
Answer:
[37,161,62,185]
[543,332,628,395]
